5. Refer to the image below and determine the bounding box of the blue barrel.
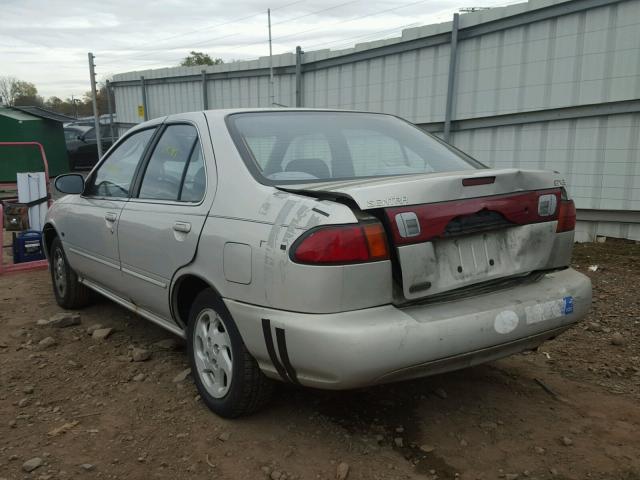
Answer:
[12,230,45,264]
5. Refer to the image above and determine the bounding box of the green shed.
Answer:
[0,106,72,183]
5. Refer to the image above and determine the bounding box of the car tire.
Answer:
[49,236,92,309]
[187,289,274,418]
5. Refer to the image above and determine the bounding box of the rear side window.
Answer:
[87,128,155,198]
[180,145,206,202]
[138,124,205,202]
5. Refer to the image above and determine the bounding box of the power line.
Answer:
[272,0,359,26]
[103,0,365,69]
[99,0,464,73]
[171,0,436,64]
[137,0,361,55]
[303,21,421,51]
[100,0,309,66]
[128,0,308,50]
[273,0,432,42]
[102,0,431,67]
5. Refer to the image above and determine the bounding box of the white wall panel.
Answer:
[450,112,640,216]
[112,0,640,239]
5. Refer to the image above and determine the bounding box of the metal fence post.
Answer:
[443,13,459,142]
[106,80,115,141]
[140,76,148,121]
[295,46,303,107]
[201,70,208,110]
[88,52,103,159]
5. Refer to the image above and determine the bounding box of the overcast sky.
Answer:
[1,0,519,99]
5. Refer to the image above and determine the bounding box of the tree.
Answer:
[0,76,19,106]
[180,51,223,67]
[0,76,43,106]
[42,84,115,118]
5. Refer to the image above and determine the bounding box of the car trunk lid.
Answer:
[281,168,572,302]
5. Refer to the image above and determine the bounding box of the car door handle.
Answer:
[173,221,191,233]
[105,212,118,222]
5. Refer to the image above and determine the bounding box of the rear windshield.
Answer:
[226,111,482,185]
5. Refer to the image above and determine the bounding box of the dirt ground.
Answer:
[1,240,639,480]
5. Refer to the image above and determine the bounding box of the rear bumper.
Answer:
[226,268,591,390]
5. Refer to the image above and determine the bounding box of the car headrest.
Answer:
[284,158,330,179]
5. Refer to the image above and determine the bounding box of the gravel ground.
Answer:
[0,240,638,480]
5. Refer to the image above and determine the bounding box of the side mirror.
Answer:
[77,134,86,142]
[54,173,84,194]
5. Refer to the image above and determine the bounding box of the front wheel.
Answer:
[187,289,274,418]
[49,236,92,308]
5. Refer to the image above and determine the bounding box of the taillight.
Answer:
[557,199,576,232]
[291,222,389,265]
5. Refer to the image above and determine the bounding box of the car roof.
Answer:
[65,125,92,132]
[127,108,393,135]
[203,107,375,117]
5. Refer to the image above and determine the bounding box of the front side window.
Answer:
[138,124,203,202]
[86,128,155,198]
[227,112,482,185]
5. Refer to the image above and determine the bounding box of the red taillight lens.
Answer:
[557,199,576,232]
[292,223,389,264]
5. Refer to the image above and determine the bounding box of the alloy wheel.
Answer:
[193,308,233,398]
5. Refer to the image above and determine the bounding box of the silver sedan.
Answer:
[45,109,591,417]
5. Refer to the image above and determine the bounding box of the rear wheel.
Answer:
[49,236,92,308]
[187,289,274,418]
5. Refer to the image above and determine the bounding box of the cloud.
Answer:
[0,0,518,99]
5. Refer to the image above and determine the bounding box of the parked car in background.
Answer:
[45,109,591,418]
[64,124,116,170]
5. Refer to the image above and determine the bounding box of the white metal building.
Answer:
[110,0,640,241]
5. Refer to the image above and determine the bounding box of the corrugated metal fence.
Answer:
[110,0,640,241]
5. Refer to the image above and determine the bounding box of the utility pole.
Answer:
[443,13,459,142]
[71,95,78,118]
[88,52,103,159]
[106,80,115,142]
[268,8,274,107]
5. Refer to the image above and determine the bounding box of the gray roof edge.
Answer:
[12,106,76,123]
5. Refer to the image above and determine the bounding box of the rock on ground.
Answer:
[173,368,191,383]
[153,338,181,350]
[611,332,625,346]
[37,336,57,350]
[131,348,151,362]
[22,457,43,472]
[92,328,113,341]
[86,324,104,335]
[336,462,350,479]
[434,388,448,399]
[47,312,81,328]
[562,436,574,446]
